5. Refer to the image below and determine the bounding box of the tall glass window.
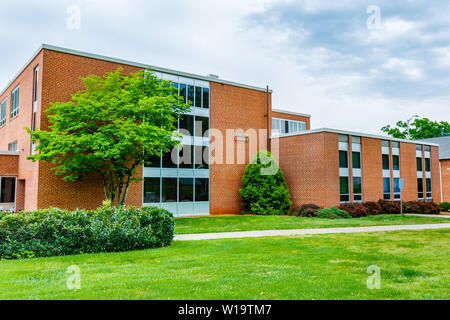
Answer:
[353,177,362,202]
[383,177,391,200]
[340,177,350,202]
[0,177,16,203]
[339,151,348,168]
[271,118,306,136]
[202,88,210,109]
[162,178,177,202]
[0,99,6,127]
[417,158,423,171]
[179,114,194,136]
[11,86,20,119]
[393,178,401,200]
[426,178,432,201]
[352,152,361,169]
[195,116,209,137]
[179,145,194,169]
[144,178,160,203]
[187,85,195,105]
[179,178,194,202]
[393,155,400,170]
[425,158,431,172]
[382,154,390,170]
[195,178,209,201]
[417,178,424,201]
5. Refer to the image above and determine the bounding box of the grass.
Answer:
[0,229,448,300]
[175,214,449,234]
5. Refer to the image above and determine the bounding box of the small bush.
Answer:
[362,201,382,216]
[405,201,441,215]
[240,151,292,215]
[317,207,352,219]
[377,200,402,214]
[289,204,322,217]
[338,203,369,218]
[0,202,174,260]
[440,202,450,212]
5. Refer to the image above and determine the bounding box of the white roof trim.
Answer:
[271,128,440,146]
[272,109,311,118]
[1,44,272,96]
[0,151,20,156]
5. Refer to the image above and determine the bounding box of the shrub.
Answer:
[405,201,441,215]
[362,201,382,216]
[240,150,292,215]
[440,202,450,212]
[0,202,174,260]
[317,207,352,219]
[338,203,369,218]
[289,204,322,217]
[377,200,402,214]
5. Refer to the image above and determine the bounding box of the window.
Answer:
[195,146,209,169]
[416,158,423,172]
[272,118,306,136]
[162,150,177,168]
[392,142,399,149]
[179,114,194,136]
[339,151,348,168]
[424,145,431,152]
[8,141,17,152]
[425,158,431,172]
[10,86,19,119]
[426,178,432,200]
[202,88,209,109]
[393,155,400,171]
[179,145,194,169]
[382,154,390,170]
[179,84,187,103]
[416,144,422,151]
[143,178,160,203]
[195,178,209,201]
[417,178,424,200]
[144,152,161,168]
[352,152,361,169]
[393,178,401,200]
[0,99,6,127]
[382,140,390,148]
[195,116,209,137]
[340,177,349,202]
[0,177,16,203]
[195,87,202,107]
[179,178,193,202]
[353,177,362,202]
[162,178,177,202]
[187,85,195,105]
[383,177,391,200]
[339,135,348,143]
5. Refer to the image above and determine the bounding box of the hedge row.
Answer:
[0,202,174,259]
[440,202,450,212]
[290,200,441,218]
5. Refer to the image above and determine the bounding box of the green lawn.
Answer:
[175,214,449,234]
[0,229,448,299]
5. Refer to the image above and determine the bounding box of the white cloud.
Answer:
[381,58,424,81]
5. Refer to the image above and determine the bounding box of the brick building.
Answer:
[0,45,442,215]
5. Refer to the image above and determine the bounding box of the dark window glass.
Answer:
[144,152,161,168]
[416,145,422,151]
[187,85,195,105]
[202,88,209,109]
[416,158,423,171]
[339,151,348,168]
[172,82,179,90]
[285,121,289,134]
[195,146,209,169]
[352,152,361,169]
[195,116,209,137]
[382,154,390,170]
[393,178,400,193]
[340,177,349,194]
[162,178,177,202]
[383,177,391,193]
[195,178,209,201]
[143,178,160,203]
[353,177,362,194]
[426,178,432,192]
[425,158,431,172]
[354,194,362,201]
[0,178,16,203]
[179,84,187,103]
[179,178,193,202]
[179,145,194,169]
[393,155,400,170]
[340,194,350,202]
[179,114,194,136]
[195,87,202,107]
[417,178,424,199]
[424,146,431,152]
[162,149,177,168]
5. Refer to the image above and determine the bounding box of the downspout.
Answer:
[266,85,271,153]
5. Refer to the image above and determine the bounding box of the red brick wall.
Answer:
[361,137,383,202]
[441,159,450,203]
[36,49,143,210]
[209,82,270,214]
[430,146,442,203]
[0,155,19,176]
[271,111,311,130]
[277,132,339,208]
[399,143,417,201]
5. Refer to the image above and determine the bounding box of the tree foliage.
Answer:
[381,118,450,139]
[27,68,190,205]
[240,151,292,215]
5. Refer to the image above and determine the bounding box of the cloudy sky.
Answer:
[0,0,449,134]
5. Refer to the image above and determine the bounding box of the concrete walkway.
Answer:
[407,214,450,218]
[174,223,450,241]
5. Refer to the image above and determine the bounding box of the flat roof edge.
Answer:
[271,128,440,146]
[0,151,20,156]
[272,109,311,118]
